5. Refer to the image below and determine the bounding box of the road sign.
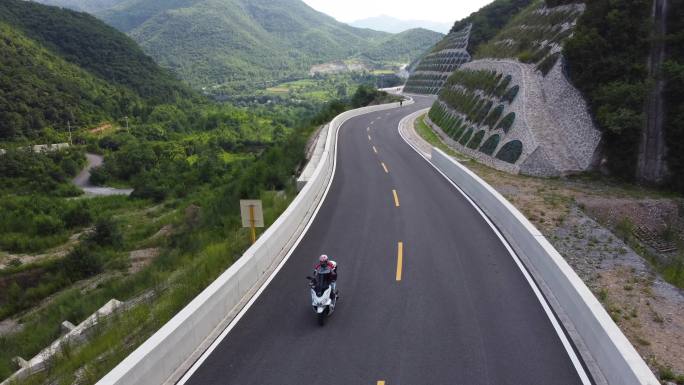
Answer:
[240,200,264,228]
[240,200,264,244]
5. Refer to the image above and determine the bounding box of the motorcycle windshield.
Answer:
[314,272,332,295]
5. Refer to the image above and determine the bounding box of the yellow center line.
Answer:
[396,242,403,281]
[373,146,378,154]
[392,189,400,207]
[377,381,386,385]
[381,162,389,173]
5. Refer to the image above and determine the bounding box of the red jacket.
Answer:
[314,261,337,281]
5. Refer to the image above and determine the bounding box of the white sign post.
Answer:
[240,200,264,244]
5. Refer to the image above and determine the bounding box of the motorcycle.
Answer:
[307,273,337,326]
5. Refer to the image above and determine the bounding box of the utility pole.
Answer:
[67,120,72,145]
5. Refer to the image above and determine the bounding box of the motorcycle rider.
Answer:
[313,254,337,299]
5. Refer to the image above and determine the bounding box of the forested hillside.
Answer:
[0,0,194,140]
[362,28,445,63]
[33,0,442,91]
[1,0,190,101]
[564,0,652,181]
[664,0,684,191]
[30,0,124,13]
[0,22,137,140]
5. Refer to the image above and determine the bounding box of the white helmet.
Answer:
[319,254,329,264]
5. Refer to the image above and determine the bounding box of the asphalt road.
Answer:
[181,95,587,385]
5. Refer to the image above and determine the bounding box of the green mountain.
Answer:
[0,0,192,140]
[27,0,125,13]
[33,0,443,90]
[362,28,446,63]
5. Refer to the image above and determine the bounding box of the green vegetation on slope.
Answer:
[259,72,402,105]
[0,85,398,384]
[0,0,194,141]
[0,0,190,102]
[663,0,684,191]
[362,28,444,63]
[30,0,125,13]
[449,0,534,54]
[475,0,583,74]
[564,0,652,180]
[72,0,442,91]
[0,23,140,140]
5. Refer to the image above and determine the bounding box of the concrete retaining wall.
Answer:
[96,99,413,385]
[430,148,659,385]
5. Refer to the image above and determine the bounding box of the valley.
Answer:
[1,0,683,384]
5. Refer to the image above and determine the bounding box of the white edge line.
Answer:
[397,111,592,385]
[177,106,390,384]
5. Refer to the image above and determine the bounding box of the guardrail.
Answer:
[96,98,413,385]
[430,148,659,385]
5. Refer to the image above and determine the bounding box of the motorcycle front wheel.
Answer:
[317,311,326,326]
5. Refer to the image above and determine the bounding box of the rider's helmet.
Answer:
[319,254,329,265]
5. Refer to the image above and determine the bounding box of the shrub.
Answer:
[495,140,524,163]
[459,128,474,145]
[34,214,64,236]
[502,85,520,103]
[518,50,536,63]
[452,122,467,141]
[90,218,123,248]
[484,104,505,127]
[475,100,494,124]
[530,45,553,64]
[467,130,486,149]
[496,112,516,133]
[494,75,512,97]
[88,166,109,186]
[479,134,501,155]
[537,52,561,75]
[63,202,92,228]
[64,245,102,281]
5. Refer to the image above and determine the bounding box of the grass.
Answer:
[260,75,365,103]
[0,188,294,383]
[371,69,395,75]
[265,87,289,93]
[414,114,464,159]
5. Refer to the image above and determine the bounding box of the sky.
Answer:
[301,0,493,23]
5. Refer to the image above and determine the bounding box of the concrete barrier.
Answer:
[296,124,329,191]
[430,148,659,385]
[96,98,413,385]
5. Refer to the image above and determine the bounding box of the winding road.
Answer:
[73,153,132,196]
[178,95,590,385]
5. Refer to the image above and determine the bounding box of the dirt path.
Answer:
[73,153,132,196]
